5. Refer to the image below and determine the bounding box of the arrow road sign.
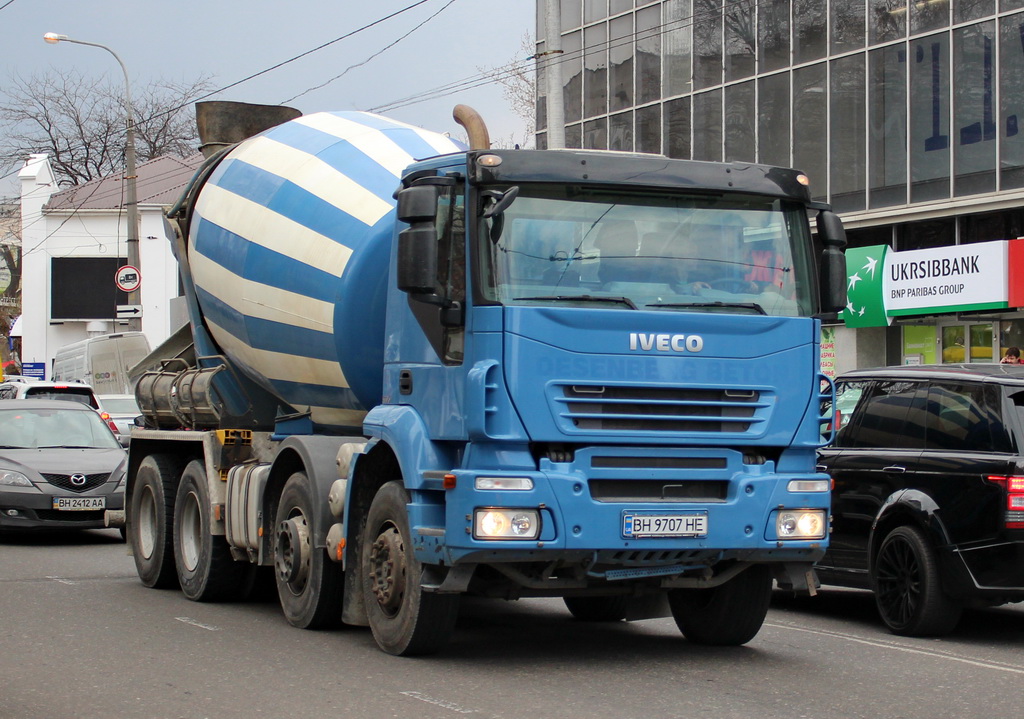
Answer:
[116,304,143,319]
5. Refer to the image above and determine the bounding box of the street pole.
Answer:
[542,0,565,149]
[44,33,141,332]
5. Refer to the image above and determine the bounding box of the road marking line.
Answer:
[765,622,1024,675]
[46,576,77,585]
[400,691,478,714]
[175,617,220,631]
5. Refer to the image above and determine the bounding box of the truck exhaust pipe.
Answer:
[453,104,490,150]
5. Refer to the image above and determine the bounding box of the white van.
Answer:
[52,332,151,395]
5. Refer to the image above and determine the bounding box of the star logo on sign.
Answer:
[862,255,878,278]
[846,300,855,314]
[848,272,863,290]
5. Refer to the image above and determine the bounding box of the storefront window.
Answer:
[999,320,1024,357]
[942,325,967,363]
[903,325,938,364]
[940,323,994,362]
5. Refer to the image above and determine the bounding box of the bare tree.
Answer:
[0,68,213,187]
[479,34,536,148]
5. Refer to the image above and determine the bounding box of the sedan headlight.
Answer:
[775,510,827,540]
[0,470,33,487]
[473,508,540,540]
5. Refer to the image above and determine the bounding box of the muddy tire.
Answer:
[274,472,344,629]
[362,481,459,656]
[130,454,184,589]
[173,460,248,602]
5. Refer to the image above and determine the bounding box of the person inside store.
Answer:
[1000,347,1022,364]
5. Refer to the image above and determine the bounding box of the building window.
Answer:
[725,81,756,161]
[637,5,662,103]
[759,0,791,72]
[794,63,828,200]
[664,96,692,158]
[563,31,584,124]
[758,72,791,166]
[636,104,662,153]
[693,89,723,161]
[584,23,609,118]
[610,14,634,111]
[831,54,868,212]
[911,0,950,35]
[795,0,828,64]
[584,117,608,148]
[869,45,908,207]
[725,0,757,82]
[959,207,1024,242]
[910,32,951,202]
[832,0,866,55]
[664,0,693,97]
[870,0,907,45]
[954,21,997,197]
[694,0,723,90]
[954,0,994,24]
[610,110,633,150]
[999,12,1024,189]
[896,217,955,250]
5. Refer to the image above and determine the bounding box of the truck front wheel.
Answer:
[130,454,183,589]
[274,472,343,629]
[668,564,772,645]
[361,481,459,656]
[173,460,247,601]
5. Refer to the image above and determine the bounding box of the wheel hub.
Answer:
[275,515,311,590]
[367,526,407,614]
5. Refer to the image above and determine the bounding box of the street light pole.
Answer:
[44,33,141,333]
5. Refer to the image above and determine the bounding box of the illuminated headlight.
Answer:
[787,479,830,493]
[0,470,32,487]
[475,476,534,491]
[473,508,540,540]
[776,510,826,540]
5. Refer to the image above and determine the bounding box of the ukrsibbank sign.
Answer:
[841,239,1024,328]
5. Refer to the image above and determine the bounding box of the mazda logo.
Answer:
[70,474,87,486]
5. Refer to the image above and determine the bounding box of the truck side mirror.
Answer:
[396,185,440,295]
[816,210,848,314]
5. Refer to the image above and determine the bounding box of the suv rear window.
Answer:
[23,387,96,407]
[924,383,1012,453]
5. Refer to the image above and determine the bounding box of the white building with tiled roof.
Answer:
[18,153,201,380]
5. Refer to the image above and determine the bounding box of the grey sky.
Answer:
[0,0,535,193]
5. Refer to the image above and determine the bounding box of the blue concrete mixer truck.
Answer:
[114,101,847,656]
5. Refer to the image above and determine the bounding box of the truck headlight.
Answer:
[473,508,540,540]
[776,510,826,540]
[475,476,533,490]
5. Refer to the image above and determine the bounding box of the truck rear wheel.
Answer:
[173,460,248,601]
[274,472,343,629]
[362,481,459,656]
[130,454,183,589]
[668,564,772,646]
[563,595,630,622]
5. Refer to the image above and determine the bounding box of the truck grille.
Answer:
[554,384,769,434]
[42,473,110,493]
[589,479,728,503]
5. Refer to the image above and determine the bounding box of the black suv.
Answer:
[817,363,1024,636]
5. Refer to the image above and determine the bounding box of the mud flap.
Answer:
[773,563,820,596]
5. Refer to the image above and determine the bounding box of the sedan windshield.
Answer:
[479,186,815,317]
[0,407,120,449]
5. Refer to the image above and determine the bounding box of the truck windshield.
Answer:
[478,186,816,317]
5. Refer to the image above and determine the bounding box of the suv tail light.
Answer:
[988,476,1024,528]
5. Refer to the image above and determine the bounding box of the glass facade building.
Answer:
[535,0,1024,370]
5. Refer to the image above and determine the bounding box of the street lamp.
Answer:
[44,32,141,332]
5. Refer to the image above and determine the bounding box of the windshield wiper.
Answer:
[647,301,766,315]
[513,294,638,309]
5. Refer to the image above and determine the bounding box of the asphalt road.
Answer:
[2,529,1023,719]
